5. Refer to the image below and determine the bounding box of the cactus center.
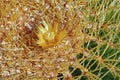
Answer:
[44,31,55,41]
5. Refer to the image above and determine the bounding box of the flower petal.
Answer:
[36,33,46,46]
[56,30,67,44]
[38,26,47,34]
[53,21,58,33]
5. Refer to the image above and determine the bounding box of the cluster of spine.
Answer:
[0,0,120,80]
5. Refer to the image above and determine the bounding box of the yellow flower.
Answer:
[36,21,67,47]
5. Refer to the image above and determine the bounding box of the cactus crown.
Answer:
[0,0,120,80]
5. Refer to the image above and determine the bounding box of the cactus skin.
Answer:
[0,0,120,80]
